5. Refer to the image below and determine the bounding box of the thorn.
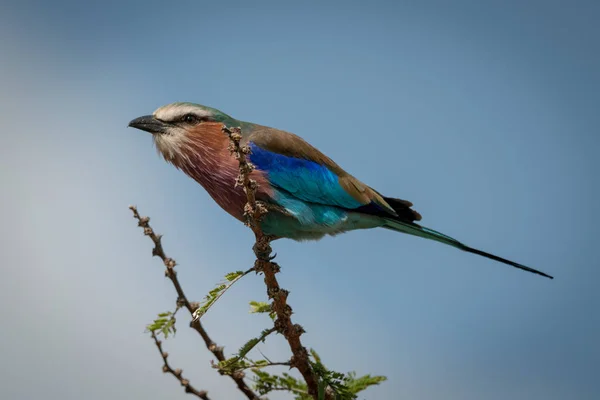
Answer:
[294,324,306,335]
[271,262,281,273]
[189,301,200,312]
[279,289,289,300]
[232,370,246,380]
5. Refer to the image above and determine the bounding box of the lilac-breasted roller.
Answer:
[129,102,552,279]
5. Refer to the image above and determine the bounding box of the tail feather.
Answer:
[383,219,553,279]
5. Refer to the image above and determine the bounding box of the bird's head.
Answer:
[128,102,239,162]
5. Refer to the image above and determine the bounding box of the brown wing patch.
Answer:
[338,176,398,215]
[339,176,370,203]
[247,126,346,174]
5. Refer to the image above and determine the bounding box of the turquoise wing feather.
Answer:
[248,142,365,209]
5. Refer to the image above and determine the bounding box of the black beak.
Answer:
[128,115,170,134]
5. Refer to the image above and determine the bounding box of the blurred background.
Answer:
[1,0,598,399]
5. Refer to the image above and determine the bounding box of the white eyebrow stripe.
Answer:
[153,104,212,121]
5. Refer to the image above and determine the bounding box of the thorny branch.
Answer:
[151,331,210,399]
[129,206,260,400]
[223,126,321,399]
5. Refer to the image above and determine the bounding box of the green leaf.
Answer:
[249,300,276,320]
[216,357,250,374]
[318,380,326,400]
[250,349,386,398]
[252,359,269,368]
[251,370,309,398]
[345,373,387,394]
[146,311,177,338]
[193,270,250,320]
[238,328,275,360]
[309,348,322,364]
[217,328,276,374]
[307,348,388,399]
[225,271,244,281]
[249,301,271,313]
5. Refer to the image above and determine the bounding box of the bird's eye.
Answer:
[181,114,199,124]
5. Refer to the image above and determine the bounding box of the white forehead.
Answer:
[153,103,213,121]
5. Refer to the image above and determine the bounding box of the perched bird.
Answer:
[129,102,553,279]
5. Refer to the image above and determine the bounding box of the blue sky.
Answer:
[1,0,598,399]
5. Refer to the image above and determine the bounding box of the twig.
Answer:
[151,331,211,399]
[269,387,309,395]
[244,361,291,370]
[223,126,320,399]
[129,206,261,400]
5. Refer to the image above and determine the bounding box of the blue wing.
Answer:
[248,142,364,209]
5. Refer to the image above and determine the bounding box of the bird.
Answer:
[129,102,553,279]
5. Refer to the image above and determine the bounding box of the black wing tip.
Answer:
[362,196,422,222]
